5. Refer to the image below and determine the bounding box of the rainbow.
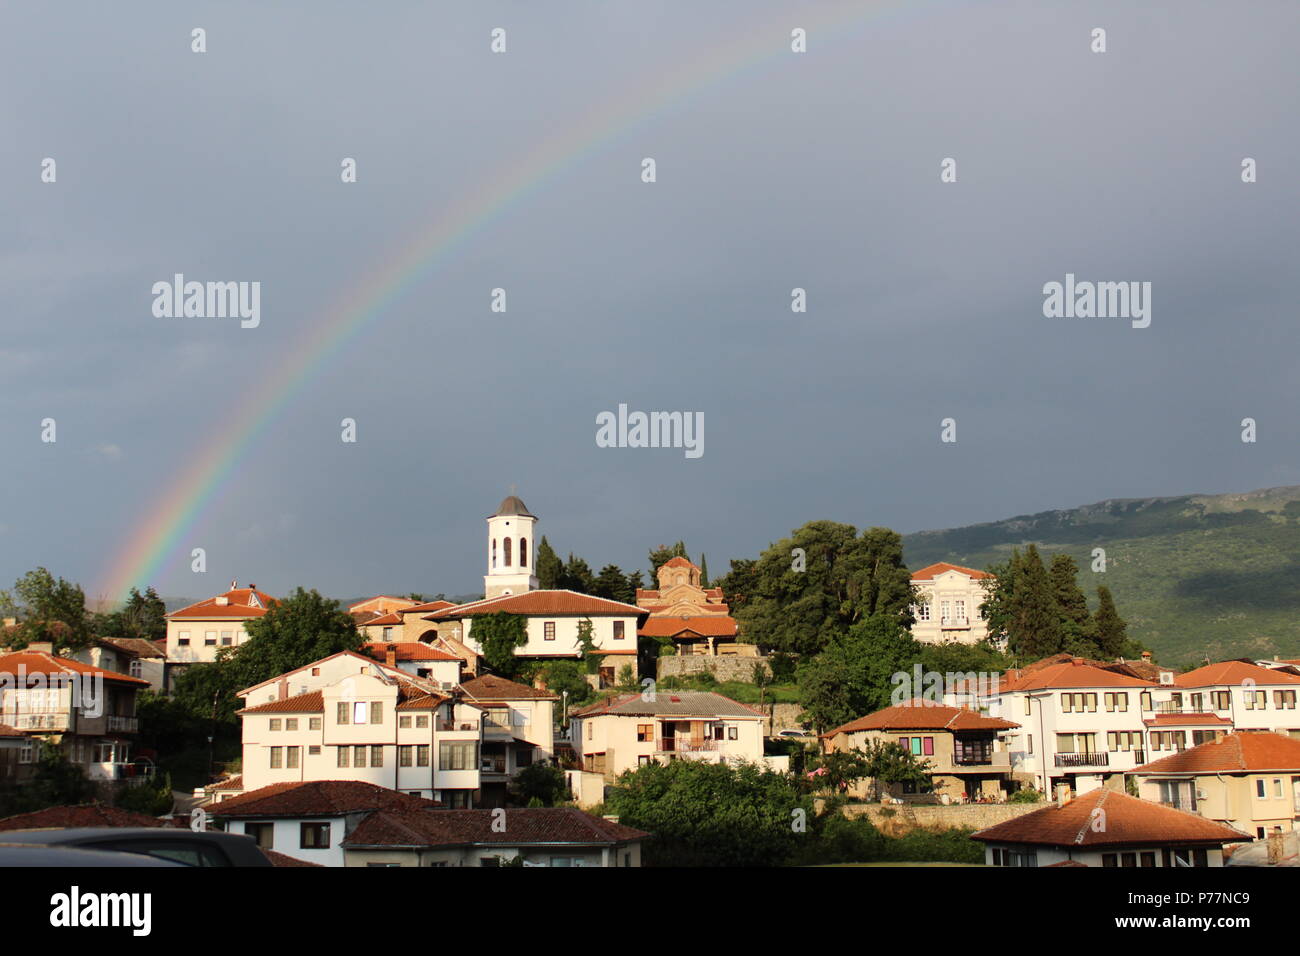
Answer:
[99,0,927,599]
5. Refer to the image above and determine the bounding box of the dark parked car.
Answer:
[0,843,186,867]
[0,827,274,867]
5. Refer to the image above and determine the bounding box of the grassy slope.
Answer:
[903,486,1300,667]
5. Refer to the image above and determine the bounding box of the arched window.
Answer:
[504,537,512,567]
[520,537,528,567]
[492,538,497,569]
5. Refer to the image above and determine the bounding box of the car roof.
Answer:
[0,843,185,866]
[2,827,253,844]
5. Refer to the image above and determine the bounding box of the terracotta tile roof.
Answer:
[1175,660,1300,688]
[971,790,1248,847]
[238,690,324,715]
[424,590,646,621]
[638,616,738,639]
[911,562,994,582]
[358,612,403,627]
[209,780,440,818]
[1135,732,1300,775]
[1142,713,1233,727]
[0,650,149,687]
[1046,860,1088,867]
[264,849,324,867]
[208,774,244,791]
[362,642,461,663]
[99,637,166,658]
[460,674,557,701]
[824,702,1020,737]
[661,557,695,569]
[342,807,648,849]
[0,724,22,737]
[238,649,410,697]
[348,596,418,612]
[999,659,1157,692]
[168,587,277,619]
[571,691,763,719]
[0,804,167,831]
[403,600,457,614]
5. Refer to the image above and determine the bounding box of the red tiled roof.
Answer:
[638,616,738,639]
[264,849,324,867]
[1175,661,1300,688]
[1142,713,1233,727]
[571,690,763,719]
[208,774,244,791]
[209,781,440,818]
[460,674,557,700]
[971,790,1247,847]
[348,596,417,612]
[1135,732,1300,775]
[0,650,149,687]
[0,724,21,737]
[358,612,403,627]
[424,590,646,621]
[0,804,166,831]
[362,642,460,663]
[99,637,166,658]
[342,807,648,849]
[168,587,277,619]
[238,690,324,715]
[403,600,457,614]
[911,562,994,582]
[1000,659,1157,692]
[824,702,1019,737]
[661,557,695,569]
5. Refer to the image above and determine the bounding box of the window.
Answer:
[415,715,429,728]
[300,823,330,849]
[416,744,430,767]
[492,538,497,569]
[1140,852,1156,867]
[613,621,625,641]
[244,822,273,849]
[177,630,190,646]
[440,741,478,771]
[269,747,282,769]
[1257,779,1267,798]
[400,715,412,728]
[1105,693,1129,712]
[1245,691,1267,710]
[1212,691,1231,710]
[370,701,382,724]
[1140,692,1153,712]
[286,747,300,769]
[1191,693,1204,711]
[728,726,738,740]
[636,724,653,742]
[520,537,528,567]
[337,746,349,767]
[129,660,143,679]
[1275,779,1284,798]
[1023,697,1033,716]
[1275,690,1296,710]
[205,631,217,646]
[371,745,383,767]
[399,745,413,767]
[916,603,931,622]
[309,717,321,731]
[221,630,233,646]
[354,745,367,768]
[353,701,368,724]
[337,702,350,725]
[503,537,512,566]
[308,745,320,756]
[269,719,281,732]
[544,622,556,641]
[285,719,298,731]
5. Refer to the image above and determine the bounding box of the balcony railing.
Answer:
[954,753,994,766]
[107,715,139,733]
[480,757,508,774]
[658,738,718,753]
[1159,796,1196,812]
[484,721,529,737]
[438,720,479,732]
[1054,752,1109,768]
[6,713,70,731]
[940,617,971,628]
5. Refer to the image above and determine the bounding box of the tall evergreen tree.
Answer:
[698,554,710,587]
[648,542,689,583]
[559,554,597,595]
[594,564,633,604]
[625,569,645,596]
[535,536,563,590]
[1094,585,1129,657]
[1008,545,1063,660]
[1049,554,1100,657]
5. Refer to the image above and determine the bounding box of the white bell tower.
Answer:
[484,493,539,599]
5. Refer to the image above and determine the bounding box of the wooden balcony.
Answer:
[1054,752,1109,768]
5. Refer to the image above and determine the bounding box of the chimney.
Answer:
[231,580,238,590]
[1141,650,1153,662]
[385,646,397,668]
[1054,783,1071,808]
[277,678,288,700]
[27,641,54,655]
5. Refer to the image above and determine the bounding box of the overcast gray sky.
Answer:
[3,0,1297,602]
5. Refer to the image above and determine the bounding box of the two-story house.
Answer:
[0,645,149,782]
[909,562,994,646]
[569,690,772,782]
[1133,731,1300,841]
[1172,661,1300,737]
[232,650,486,807]
[820,701,1021,801]
[164,582,276,688]
[459,674,557,808]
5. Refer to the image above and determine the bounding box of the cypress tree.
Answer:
[699,554,710,588]
[535,536,562,589]
[1009,545,1063,660]
[1094,585,1129,657]
[1050,554,1100,656]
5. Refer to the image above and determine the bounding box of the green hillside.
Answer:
[903,486,1300,667]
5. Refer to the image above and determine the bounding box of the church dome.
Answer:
[491,495,535,518]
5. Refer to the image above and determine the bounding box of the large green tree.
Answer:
[558,554,596,595]
[95,586,168,643]
[734,522,914,656]
[535,537,563,590]
[593,564,633,604]
[474,611,529,677]
[1,567,92,650]
[1094,585,1132,657]
[605,759,814,867]
[797,614,923,731]
[1005,545,1063,659]
[1050,554,1100,657]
